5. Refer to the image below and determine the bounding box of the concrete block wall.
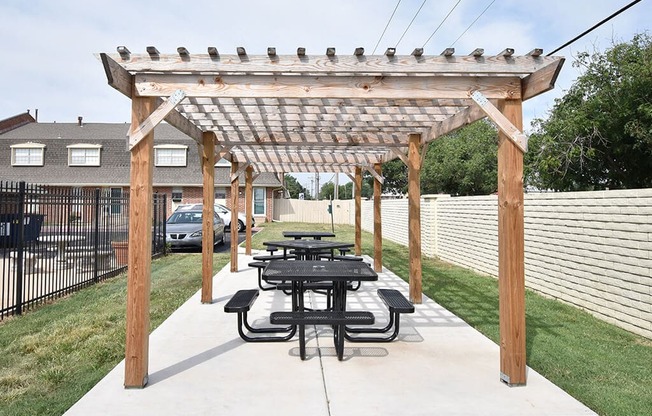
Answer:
[360,198,437,255]
[523,189,652,339]
[287,189,652,338]
[436,195,499,277]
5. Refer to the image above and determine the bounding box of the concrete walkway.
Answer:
[65,253,596,416]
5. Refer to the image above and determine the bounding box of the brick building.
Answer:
[0,113,283,224]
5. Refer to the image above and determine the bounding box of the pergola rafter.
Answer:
[99,45,564,390]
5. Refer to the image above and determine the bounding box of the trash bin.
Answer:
[0,214,44,248]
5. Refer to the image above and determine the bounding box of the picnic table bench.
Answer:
[224,289,296,342]
[345,288,415,342]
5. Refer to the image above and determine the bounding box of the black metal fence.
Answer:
[0,181,167,319]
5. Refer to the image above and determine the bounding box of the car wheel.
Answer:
[237,220,245,232]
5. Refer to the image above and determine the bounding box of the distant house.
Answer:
[0,113,283,224]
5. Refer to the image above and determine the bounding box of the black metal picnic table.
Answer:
[263,260,378,360]
[263,239,353,260]
[282,231,336,240]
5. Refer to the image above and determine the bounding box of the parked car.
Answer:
[176,203,254,232]
[214,203,255,232]
[166,208,225,249]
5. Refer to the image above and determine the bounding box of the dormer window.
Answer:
[11,143,45,166]
[67,144,102,166]
[154,144,187,167]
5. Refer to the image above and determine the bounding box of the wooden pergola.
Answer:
[99,45,564,389]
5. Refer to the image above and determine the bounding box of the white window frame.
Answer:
[10,143,45,166]
[254,187,266,216]
[154,144,187,167]
[67,143,102,166]
[171,187,183,202]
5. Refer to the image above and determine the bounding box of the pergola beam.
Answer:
[364,165,385,185]
[211,131,408,146]
[390,147,408,165]
[427,105,487,141]
[128,90,186,150]
[470,91,527,152]
[99,53,133,97]
[521,58,565,100]
[134,74,522,100]
[179,103,462,117]
[232,150,387,165]
[244,163,357,174]
[106,53,563,76]
[230,162,249,182]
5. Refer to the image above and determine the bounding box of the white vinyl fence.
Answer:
[274,189,652,339]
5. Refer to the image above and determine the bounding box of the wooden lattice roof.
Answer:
[99,46,564,175]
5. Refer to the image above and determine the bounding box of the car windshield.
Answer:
[167,211,203,224]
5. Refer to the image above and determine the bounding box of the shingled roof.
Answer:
[0,121,282,187]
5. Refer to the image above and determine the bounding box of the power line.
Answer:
[546,0,643,56]
[395,0,428,49]
[422,0,462,49]
[450,0,496,47]
[372,0,402,55]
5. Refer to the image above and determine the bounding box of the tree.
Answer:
[381,159,408,195]
[421,120,499,195]
[319,182,335,200]
[526,33,652,191]
[284,174,312,199]
[319,181,351,200]
[340,182,353,199]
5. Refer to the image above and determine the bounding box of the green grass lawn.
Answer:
[0,253,229,416]
[1,222,651,416]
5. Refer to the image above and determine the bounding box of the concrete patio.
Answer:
[65,252,595,416]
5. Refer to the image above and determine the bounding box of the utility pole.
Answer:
[315,172,320,200]
[334,173,339,200]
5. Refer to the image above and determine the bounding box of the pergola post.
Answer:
[201,132,215,304]
[373,163,382,272]
[408,133,422,304]
[354,166,362,256]
[230,162,239,272]
[124,96,155,388]
[245,165,253,255]
[497,99,526,386]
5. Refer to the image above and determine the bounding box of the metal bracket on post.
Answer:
[127,89,186,150]
[470,91,528,152]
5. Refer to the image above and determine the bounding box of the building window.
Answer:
[109,187,123,215]
[11,143,45,166]
[67,144,101,166]
[214,189,226,200]
[171,187,183,202]
[254,187,265,215]
[154,145,187,166]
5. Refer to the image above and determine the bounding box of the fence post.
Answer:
[163,194,167,255]
[14,181,26,315]
[93,188,101,283]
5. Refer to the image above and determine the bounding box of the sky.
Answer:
[1,0,649,192]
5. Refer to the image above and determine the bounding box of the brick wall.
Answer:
[155,185,272,224]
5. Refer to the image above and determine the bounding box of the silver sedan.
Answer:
[166,210,225,249]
